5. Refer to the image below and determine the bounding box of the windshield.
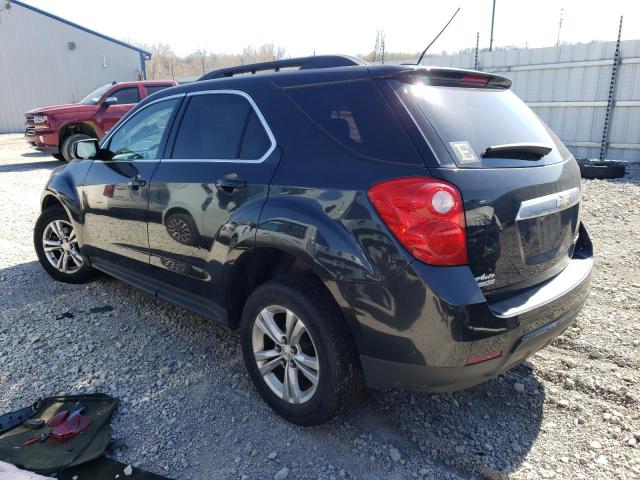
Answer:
[390,78,566,168]
[80,84,112,105]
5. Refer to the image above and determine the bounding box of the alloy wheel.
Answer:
[42,220,83,274]
[252,305,320,404]
[166,216,192,243]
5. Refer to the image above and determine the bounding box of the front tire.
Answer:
[34,206,95,283]
[240,276,363,426]
[61,133,92,162]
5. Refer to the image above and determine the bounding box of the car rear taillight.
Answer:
[103,184,115,198]
[367,177,467,266]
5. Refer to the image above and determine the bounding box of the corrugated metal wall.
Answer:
[0,3,143,133]
[417,40,640,161]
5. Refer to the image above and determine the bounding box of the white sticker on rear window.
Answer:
[449,141,478,163]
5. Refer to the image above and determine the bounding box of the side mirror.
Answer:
[102,96,117,107]
[73,138,99,160]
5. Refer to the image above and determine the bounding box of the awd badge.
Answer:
[475,272,496,287]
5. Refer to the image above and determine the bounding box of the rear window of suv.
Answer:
[389,77,565,167]
[284,79,421,165]
[145,84,173,96]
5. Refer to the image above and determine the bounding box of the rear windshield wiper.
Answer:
[482,143,552,160]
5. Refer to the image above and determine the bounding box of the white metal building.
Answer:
[0,0,150,133]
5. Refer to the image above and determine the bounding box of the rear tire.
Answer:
[61,133,92,162]
[34,206,95,283]
[51,153,65,162]
[240,276,363,426]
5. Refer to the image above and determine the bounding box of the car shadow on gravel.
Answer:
[349,365,545,479]
[0,261,81,310]
[0,160,59,173]
[336,365,545,478]
[1,260,545,479]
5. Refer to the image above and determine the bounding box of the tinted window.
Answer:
[145,84,172,96]
[390,78,564,167]
[172,94,271,160]
[106,99,178,160]
[112,87,140,105]
[284,79,419,164]
[239,110,270,159]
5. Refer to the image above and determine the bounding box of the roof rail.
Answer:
[198,55,365,81]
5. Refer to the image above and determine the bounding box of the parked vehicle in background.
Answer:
[24,80,177,162]
[33,56,593,425]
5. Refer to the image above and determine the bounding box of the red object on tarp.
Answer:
[50,415,92,441]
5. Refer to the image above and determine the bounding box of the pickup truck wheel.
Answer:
[51,153,64,162]
[240,276,363,426]
[34,206,95,283]
[61,133,92,162]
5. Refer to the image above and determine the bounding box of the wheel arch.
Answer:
[162,205,194,226]
[39,160,91,249]
[58,121,99,144]
[41,192,65,212]
[224,247,360,347]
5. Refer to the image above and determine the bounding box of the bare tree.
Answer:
[195,48,207,75]
[368,30,386,63]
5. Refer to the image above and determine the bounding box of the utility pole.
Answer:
[556,8,564,46]
[489,0,496,51]
[474,32,480,69]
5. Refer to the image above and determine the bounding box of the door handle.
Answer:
[127,175,146,190]
[215,177,247,191]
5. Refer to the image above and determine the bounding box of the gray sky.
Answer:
[25,0,640,57]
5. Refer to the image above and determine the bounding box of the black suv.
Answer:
[34,55,593,425]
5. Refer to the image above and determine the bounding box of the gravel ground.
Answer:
[1,133,639,480]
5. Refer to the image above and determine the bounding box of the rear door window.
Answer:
[284,79,421,165]
[171,93,271,160]
[111,87,140,105]
[145,84,173,96]
[389,78,566,167]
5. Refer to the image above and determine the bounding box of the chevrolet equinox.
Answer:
[34,55,593,425]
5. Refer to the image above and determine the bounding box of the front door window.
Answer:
[105,98,178,160]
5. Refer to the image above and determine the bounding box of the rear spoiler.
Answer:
[370,66,511,90]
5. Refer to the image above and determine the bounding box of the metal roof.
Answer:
[10,0,151,57]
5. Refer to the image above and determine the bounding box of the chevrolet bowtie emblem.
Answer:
[556,194,571,208]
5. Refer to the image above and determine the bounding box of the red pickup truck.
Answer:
[25,80,177,162]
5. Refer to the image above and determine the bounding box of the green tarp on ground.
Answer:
[0,394,117,473]
[57,456,172,480]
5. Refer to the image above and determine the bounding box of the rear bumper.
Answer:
[349,223,593,391]
[361,293,584,391]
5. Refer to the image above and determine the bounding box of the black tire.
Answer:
[579,162,626,180]
[240,276,363,426]
[61,133,92,162]
[51,153,65,162]
[164,212,199,246]
[34,206,96,284]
